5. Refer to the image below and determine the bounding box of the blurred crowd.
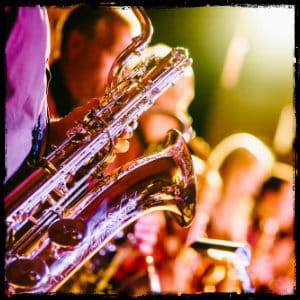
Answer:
[5,4,295,296]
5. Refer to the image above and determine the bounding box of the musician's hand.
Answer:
[49,98,133,155]
[134,211,166,256]
[113,127,133,154]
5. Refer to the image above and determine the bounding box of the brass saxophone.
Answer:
[5,6,195,295]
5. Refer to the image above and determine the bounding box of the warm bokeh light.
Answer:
[220,6,294,90]
[244,6,294,48]
[273,103,295,156]
[204,5,294,159]
[207,249,249,266]
[220,35,249,90]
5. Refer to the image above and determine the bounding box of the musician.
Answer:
[5,6,50,186]
[105,43,208,248]
[207,140,274,242]
[46,6,173,271]
[4,7,175,295]
[4,5,131,192]
[47,5,133,118]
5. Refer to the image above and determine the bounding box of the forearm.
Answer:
[48,98,99,147]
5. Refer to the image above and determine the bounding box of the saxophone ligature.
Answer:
[5,6,195,295]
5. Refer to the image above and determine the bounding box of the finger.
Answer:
[113,138,130,153]
[105,152,116,163]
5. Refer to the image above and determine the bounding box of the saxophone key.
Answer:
[40,159,57,174]
[5,257,48,290]
[48,218,87,249]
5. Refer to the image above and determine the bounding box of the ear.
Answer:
[66,30,86,58]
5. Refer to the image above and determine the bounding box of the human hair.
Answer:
[259,177,284,196]
[258,162,293,198]
[60,5,131,51]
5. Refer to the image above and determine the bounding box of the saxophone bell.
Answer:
[5,127,196,294]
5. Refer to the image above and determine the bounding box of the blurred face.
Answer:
[153,70,194,115]
[241,162,267,196]
[90,18,131,73]
[138,72,194,144]
[74,18,132,92]
[258,182,294,230]
[228,159,267,198]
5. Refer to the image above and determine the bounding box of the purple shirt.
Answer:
[5,7,50,182]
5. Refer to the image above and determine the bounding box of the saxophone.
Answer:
[5,6,195,295]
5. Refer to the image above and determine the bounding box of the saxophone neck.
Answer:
[107,6,153,89]
[132,6,153,45]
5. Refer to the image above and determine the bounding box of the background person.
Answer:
[106,44,212,295]
[247,162,295,294]
[172,133,275,294]
[4,7,147,296]
[47,5,133,118]
[47,8,201,285]
[111,43,211,259]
